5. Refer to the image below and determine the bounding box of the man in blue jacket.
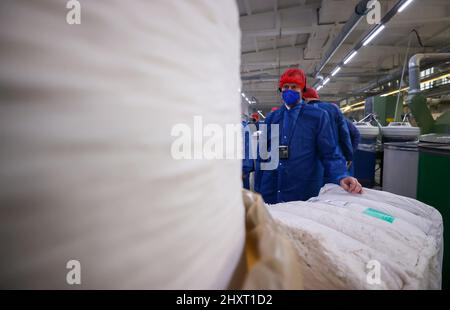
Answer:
[254,68,362,204]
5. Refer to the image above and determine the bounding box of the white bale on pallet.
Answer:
[269,184,443,289]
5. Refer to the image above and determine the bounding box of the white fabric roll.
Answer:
[0,0,245,289]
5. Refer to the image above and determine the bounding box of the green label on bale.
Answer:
[363,208,395,223]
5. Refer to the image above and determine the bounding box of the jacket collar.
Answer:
[281,100,303,112]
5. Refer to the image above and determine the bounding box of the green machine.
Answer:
[373,95,403,125]
[409,93,450,134]
[415,137,450,289]
[407,53,450,289]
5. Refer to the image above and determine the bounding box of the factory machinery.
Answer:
[407,53,450,289]
[352,53,450,288]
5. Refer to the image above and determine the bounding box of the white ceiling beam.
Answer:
[243,26,315,37]
[241,45,423,72]
[240,5,319,39]
[240,4,318,23]
[242,44,306,58]
[240,1,319,17]
[242,43,307,56]
[245,60,301,67]
[242,45,304,62]
[388,16,450,25]
[241,64,309,76]
[291,34,297,47]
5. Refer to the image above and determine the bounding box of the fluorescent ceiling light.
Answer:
[331,67,341,76]
[363,25,385,46]
[343,51,358,65]
[323,77,330,85]
[398,0,413,13]
[316,85,323,91]
[241,93,245,98]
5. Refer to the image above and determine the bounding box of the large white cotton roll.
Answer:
[0,0,245,289]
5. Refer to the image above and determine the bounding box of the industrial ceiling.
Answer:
[237,0,450,114]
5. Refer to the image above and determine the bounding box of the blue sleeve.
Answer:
[346,119,360,152]
[256,114,273,163]
[316,111,348,184]
[334,106,353,161]
[242,158,253,174]
[242,123,254,174]
[254,114,273,192]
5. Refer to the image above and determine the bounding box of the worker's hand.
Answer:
[340,176,363,194]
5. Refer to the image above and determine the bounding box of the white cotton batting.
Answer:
[269,184,443,290]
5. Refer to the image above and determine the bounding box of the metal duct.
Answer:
[353,45,450,95]
[408,53,450,95]
[314,0,424,84]
[313,0,370,78]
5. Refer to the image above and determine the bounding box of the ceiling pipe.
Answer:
[313,0,418,85]
[352,68,403,94]
[408,53,450,95]
[313,0,370,78]
[407,53,450,134]
[353,45,450,95]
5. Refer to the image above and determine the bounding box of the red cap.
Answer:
[303,87,320,100]
[271,106,280,112]
[251,112,260,121]
[279,68,307,90]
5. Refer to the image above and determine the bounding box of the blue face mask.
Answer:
[282,89,300,106]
